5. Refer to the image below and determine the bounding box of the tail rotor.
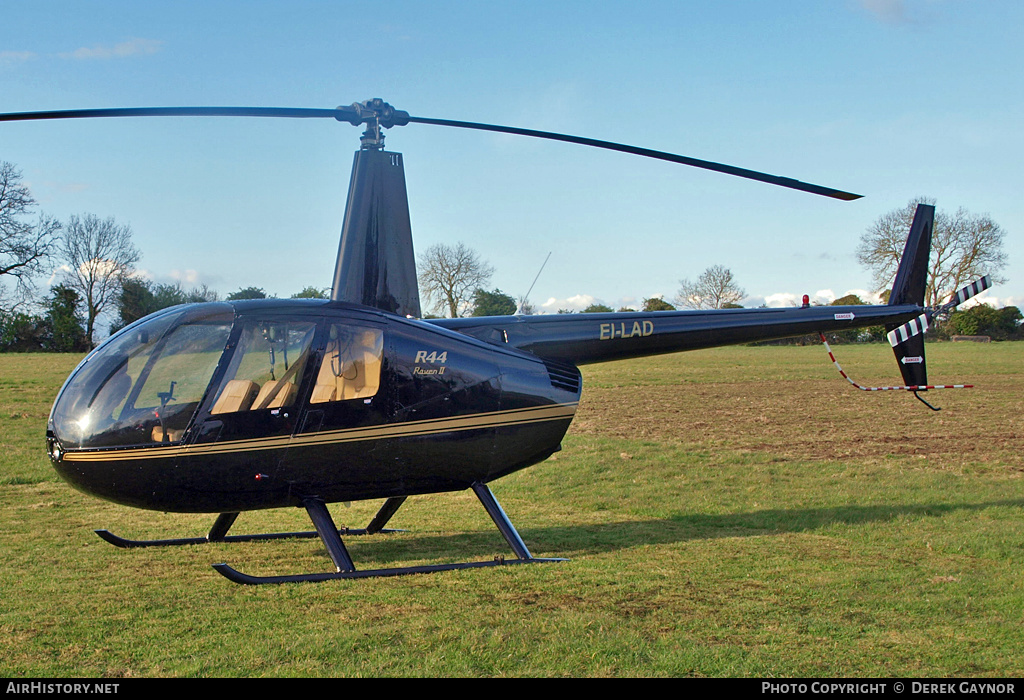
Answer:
[886,275,991,347]
[874,275,990,409]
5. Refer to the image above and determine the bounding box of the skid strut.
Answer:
[94,497,407,549]
[213,482,565,585]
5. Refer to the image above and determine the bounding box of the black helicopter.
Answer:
[1,99,987,584]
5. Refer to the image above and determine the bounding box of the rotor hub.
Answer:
[335,99,410,150]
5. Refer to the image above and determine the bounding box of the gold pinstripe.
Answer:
[61,402,578,463]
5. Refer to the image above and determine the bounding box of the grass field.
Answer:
[1,342,1021,677]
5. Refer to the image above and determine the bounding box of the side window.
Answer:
[210,320,317,414]
[133,320,233,441]
[311,325,383,403]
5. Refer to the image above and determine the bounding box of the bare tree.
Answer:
[676,265,745,309]
[857,198,1007,308]
[58,213,141,347]
[418,242,494,318]
[0,161,61,309]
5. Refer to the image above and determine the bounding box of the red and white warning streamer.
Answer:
[818,333,972,392]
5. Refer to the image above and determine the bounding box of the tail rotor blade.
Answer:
[946,276,991,310]
[931,275,992,319]
[887,313,929,347]
[889,275,994,347]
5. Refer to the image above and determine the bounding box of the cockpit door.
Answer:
[288,321,389,452]
[189,317,319,461]
[266,320,391,501]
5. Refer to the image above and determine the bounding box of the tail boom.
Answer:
[434,303,924,366]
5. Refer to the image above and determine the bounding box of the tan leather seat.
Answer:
[311,343,346,404]
[252,379,297,410]
[312,329,382,403]
[310,382,336,404]
[151,426,184,442]
[211,379,260,414]
[342,331,381,400]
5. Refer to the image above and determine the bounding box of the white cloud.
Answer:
[41,180,91,196]
[129,268,155,282]
[760,293,801,308]
[45,264,73,286]
[0,51,35,67]
[168,269,201,285]
[129,268,224,291]
[858,0,912,23]
[746,288,883,308]
[526,288,1018,316]
[616,296,640,311]
[540,294,598,313]
[538,293,670,313]
[61,38,164,60]
[856,0,938,25]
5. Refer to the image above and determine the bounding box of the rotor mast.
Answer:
[329,100,421,317]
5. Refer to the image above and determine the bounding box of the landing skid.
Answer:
[94,498,408,549]
[213,556,556,584]
[94,485,564,584]
[215,482,565,585]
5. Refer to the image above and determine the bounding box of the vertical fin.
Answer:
[887,204,933,307]
[886,203,933,387]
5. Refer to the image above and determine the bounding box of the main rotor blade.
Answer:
[0,106,353,122]
[1,104,862,200]
[407,116,862,201]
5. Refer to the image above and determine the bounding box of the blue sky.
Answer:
[2,0,1021,317]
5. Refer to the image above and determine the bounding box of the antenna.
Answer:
[519,252,551,314]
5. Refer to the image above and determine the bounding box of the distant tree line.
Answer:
[2,161,141,352]
[4,161,1017,350]
[0,278,340,353]
[0,158,341,353]
[0,284,90,352]
[109,279,221,334]
[417,236,1018,344]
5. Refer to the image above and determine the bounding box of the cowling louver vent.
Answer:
[542,359,581,394]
